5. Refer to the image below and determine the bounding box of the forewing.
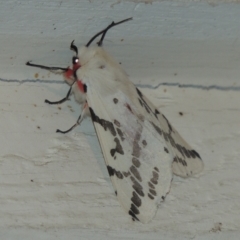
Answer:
[134,88,204,177]
[86,81,173,223]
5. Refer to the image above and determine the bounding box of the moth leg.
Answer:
[56,102,88,134]
[45,86,72,105]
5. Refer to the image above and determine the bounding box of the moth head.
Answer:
[70,40,80,71]
[69,18,132,82]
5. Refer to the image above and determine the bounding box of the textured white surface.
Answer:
[0,0,240,239]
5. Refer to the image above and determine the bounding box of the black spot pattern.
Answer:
[148,168,160,200]
[132,131,142,158]
[162,114,173,133]
[113,98,118,104]
[173,157,187,166]
[148,182,155,189]
[164,147,169,153]
[99,65,105,69]
[129,209,139,221]
[123,171,131,177]
[107,165,114,176]
[150,170,159,185]
[151,122,162,136]
[142,139,147,147]
[116,128,125,141]
[136,88,159,119]
[130,165,142,182]
[148,193,154,200]
[131,191,141,207]
[130,176,144,197]
[132,157,141,168]
[107,165,123,179]
[114,119,121,127]
[149,189,157,196]
[89,108,116,136]
[125,103,133,114]
[136,88,152,115]
[110,137,124,157]
[130,203,139,215]
[190,149,201,159]
[83,84,87,93]
[150,117,202,168]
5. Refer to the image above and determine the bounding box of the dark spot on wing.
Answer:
[150,170,159,185]
[142,139,147,147]
[115,171,124,179]
[173,156,187,166]
[132,157,141,168]
[136,88,159,119]
[164,147,169,153]
[154,167,159,172]
[107,166,114,176]
[89,107,116,136]
[83,84,87,93]
[99,65,105,69]
[149,189,157,196]
[179,112,183,116]
[151,122,162,135]
[163,132,169,142]
[168,135,176,148]
[114,119,121,127]
[123,171,131,177]
[116,128,125,141]
[148,193,154,200]
[132,131,142,158]
[190,149,201,159]
[130,176,144,197]
[162,114,173,133]
[106,165,123,179]
[130,165,142,182]
[130,203,140,215]
[176,144,184,156]
[148,182,155,189]
[125,103,133,114]
[115,191,117,196]
[110,137,124,157]
[129,210,139,221]
[182,146,190,158]
[131,191,141,207]
[113,98,118,104]
[136,89,150,114]
[162,196,165,200]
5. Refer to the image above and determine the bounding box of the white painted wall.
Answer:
[0,1,240,239]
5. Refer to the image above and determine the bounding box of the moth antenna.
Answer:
[70,40,78,55]
[26,61,68,71]
[86,17,132,47]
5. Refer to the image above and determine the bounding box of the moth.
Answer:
[26,18,203,223]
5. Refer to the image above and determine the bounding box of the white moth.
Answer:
[26,18,203,223]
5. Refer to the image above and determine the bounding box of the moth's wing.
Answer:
[86,80,173,223]
[134,88,204,178]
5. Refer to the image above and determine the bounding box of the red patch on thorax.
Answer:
[63,62,81,86]
[77,80,85,93]
[64,68,74,80]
